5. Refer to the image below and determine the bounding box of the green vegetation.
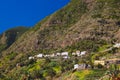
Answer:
[74,69,106,80]
[92,0,120,19]
[0,27,29,53]
[0,44,6,53]
[1,0,120,79]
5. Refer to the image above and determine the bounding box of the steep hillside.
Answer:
[0,27,29,53]
[3,0,120,54]
[1,0,120,79]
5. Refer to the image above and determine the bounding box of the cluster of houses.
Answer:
[28,43,120,70]
[72,51,87,56]
[74,58,120,70]
[94,58,120,68]
[73,43,120,70]
[28,50,87,60]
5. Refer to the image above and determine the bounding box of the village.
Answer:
[27,43,120,70]
[28,51,87,60]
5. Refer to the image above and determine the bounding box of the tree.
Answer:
[97,64,103,69]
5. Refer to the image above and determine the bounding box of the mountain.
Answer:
[0,27,29,53]
[3,0,120,54]
[1,0,120,79]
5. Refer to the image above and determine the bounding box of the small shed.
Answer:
[61,52,68,56]
[56,53,61,56]
[36,54,43,58]
[94,60,105,66]
[74,64,79,69]
[80,51,87,56]
[29,56,34,60]
[74,64,91,70]
[72,52,76,56]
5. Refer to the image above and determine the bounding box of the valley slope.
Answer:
[0,0,120,79]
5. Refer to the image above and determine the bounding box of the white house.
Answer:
[36,54,43,58]
[56,53,61,56]
[80,51,87,56]
[74,64,91,70]
[72,52,76,56]
[113,43,120,48]
[74,64,79,69]
[29,56,34,60]
[61,52,68,56]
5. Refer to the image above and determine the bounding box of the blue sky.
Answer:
[0,0,70,33]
